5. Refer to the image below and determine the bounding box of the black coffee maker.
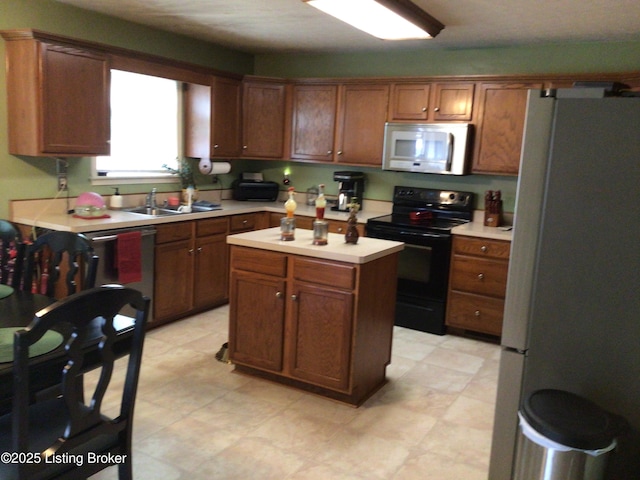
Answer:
[332,171,365,212]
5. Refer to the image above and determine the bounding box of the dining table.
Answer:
[0,285,135,416]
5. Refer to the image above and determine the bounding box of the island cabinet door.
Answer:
[287,281,354,392]
[228,270,286,373]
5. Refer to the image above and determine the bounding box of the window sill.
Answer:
[90,175,179,187]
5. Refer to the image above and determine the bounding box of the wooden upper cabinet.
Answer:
[389,82,474,122]
[242,79,287,158]
[184,76,242,159]
[472,82,544,175]
[432,83,475,121]
[183,83,211,159]
[335,83,389,166]
[2,32,110,156]
[389,83,431,121]
[290,84,338,162]
[212,76,242,157]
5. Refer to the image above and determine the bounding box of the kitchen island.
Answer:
[227,227,403,406]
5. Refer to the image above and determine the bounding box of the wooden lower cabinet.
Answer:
[228,245,397,405]
[446,235,510,336]
[154,218,229,325]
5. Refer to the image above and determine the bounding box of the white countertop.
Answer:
[11,200,389,234]
[12,195,511,243]
[451,222,513,241]
[227,227,404,264]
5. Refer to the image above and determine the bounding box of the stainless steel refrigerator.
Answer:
[488,89,640,479]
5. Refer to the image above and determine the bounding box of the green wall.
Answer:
[0,0,253,218]
[2,0,640,217]
[250,40,640,212]
[254,41,640,78]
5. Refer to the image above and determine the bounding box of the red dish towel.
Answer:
[116,231,142,284]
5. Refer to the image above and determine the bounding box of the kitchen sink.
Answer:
[123,206,183,217]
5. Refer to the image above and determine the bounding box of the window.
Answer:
[92,70,181,184]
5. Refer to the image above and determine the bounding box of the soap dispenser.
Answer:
[110,187,123,209]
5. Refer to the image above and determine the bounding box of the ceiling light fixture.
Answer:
[303,0,444,40]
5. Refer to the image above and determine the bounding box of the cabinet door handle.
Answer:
[477,273,485,280]
[188,248,194,255]
[474,310,481,317]
[197,247,203,253]
[243,145,248,149]
[480,245,488,252]
[275,291,282,298]
[291,294,298,301]
[337,150,343,155]
[213,144,219,149]
[327,150,333,155]
[422,107,427,112]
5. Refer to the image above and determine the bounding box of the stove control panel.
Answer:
[393,186,473,208]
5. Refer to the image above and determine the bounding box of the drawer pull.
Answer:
[275,291,282,298]
[337,227,343,233]
[477,273,485,280]
[474,310,481,317]
[480,245,488,252]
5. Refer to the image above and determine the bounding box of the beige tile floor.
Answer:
[91,305,501,480]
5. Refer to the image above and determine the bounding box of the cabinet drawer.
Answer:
[231,246,287,277]
[293,257,355,291]
[450,255,508,297]
[447,291,504,336]
[453,236,510,260]
[230,213,258,232]
[155,221,194,244]
[196,217,228,237]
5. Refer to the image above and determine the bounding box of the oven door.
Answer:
[366,223,453,334]
[396,232,451,302]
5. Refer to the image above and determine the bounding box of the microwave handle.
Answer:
[445,133,454,171]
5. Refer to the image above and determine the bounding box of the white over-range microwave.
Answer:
[382,122,472,175]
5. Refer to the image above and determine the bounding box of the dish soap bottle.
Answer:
[281,187,297,241]
[110,187,123,209]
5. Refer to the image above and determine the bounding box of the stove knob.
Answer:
[449,193,456,200]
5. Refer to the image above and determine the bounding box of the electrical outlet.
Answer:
[58,175,68,191]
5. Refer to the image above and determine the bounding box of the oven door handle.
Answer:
[397,229,450,240]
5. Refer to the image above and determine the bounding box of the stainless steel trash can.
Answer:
[513,389,626,480]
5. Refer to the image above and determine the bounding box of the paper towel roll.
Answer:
[198,159,231,175]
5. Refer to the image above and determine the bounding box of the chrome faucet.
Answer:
[146,187,157,209]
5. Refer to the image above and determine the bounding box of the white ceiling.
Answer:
[54,0,640,54]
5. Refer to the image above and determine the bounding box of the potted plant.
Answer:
[163,159,197,202]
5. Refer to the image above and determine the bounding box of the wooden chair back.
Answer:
[0,285,150,480]
[0,220,24,289]
[23,231,98,299]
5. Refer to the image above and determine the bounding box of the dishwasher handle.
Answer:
[89,228,156,243]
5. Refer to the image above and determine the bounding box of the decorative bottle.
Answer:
[280,187,297,241]
[312,184,329,245]
[345,199,360,244]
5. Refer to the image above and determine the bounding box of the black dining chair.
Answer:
[0,285,150,480]
[23,231,98,299]
[0,220,24,289]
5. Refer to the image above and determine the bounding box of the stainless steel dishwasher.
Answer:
[85,226,156,320]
